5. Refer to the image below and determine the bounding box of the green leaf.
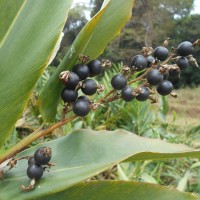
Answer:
[38,181,200,200]
[0,0,73,147]
[0,129,200,199]
[38,0,135,122]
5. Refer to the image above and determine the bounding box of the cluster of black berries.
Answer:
[21,147,52,191]
[27,147,52,180]
[110,40,196,102]
[60,58,109,117]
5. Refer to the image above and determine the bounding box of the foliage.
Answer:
[0,0,200,200]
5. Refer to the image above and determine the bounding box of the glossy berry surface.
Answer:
[81,79,97,95]
[78,95,90,102]
[177,41,194,56]
[73,99,90,116]
[136,87,150,101]
[156,80,173,96]
[131,55,147,71]
[65,72,80,89]
[111,74,127,90]
[121,86,135,102]
[176,57,189,70]
[72,64,90,80]
[147,55,155,67]
[34,147,51,165]
[147,69,163,85]
[88,59,103,77]
[153,46,169,61]
[61,88,78,102]
[27,164,44,179]
[28,157,35,166]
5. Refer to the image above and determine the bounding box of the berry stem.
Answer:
[0,116,77,165]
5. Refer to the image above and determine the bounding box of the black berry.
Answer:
[156,80,173,96]
[81,79,97,95]
[177,41,194,56]
[78,96,91,104]
[121,86,135,102]
[61,88,78,102]
[176,57,189,70]
[136,87,150,101]
[73,99,90,116]
[27,164,44,179]
[72,64,90,80]
[28,157,35,166]
[65,72,80,89]
[34,147,52,165]
[147,69,163,85]
[88,60,103,77]
[154,46,169,61]
[147,55,155,67]
[111,74,127,90]
[131,55,147,71]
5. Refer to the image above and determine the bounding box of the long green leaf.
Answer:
[0,129,200,199]
[0,0,73,148]
[38,0,135,122]
[38,181,200,200]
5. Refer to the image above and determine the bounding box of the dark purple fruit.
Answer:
[147,69,163,85]
[72,64,90,80]
[88,60,103,77]
[130,55,147,71]
[156,80,173,96]
[73,99,90,116]
[147,55,155,67]
[34,147,52,165]
[177,41,194,56]
[121,86,135,102]
[81,79,97,95]
[28,157,35,166]
[27,164,44,179]
[61,88,78,102]
[65,72,80,89]
[111,74,127,90]
[136,87,150,101]
[153,46,169,61]
[176,57,189,70]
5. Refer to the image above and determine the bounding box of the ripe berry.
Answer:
[72,64,90,80]
[176,57,189,70]
[27,164,44,179]
[121,86,135,102]
[156,80,173,96]
[153,46,169,61]
[34,147,51,165]
[61,88,78,102]
[65,72,80,89]
[147,69,163,85]
[78,95,91,104]
[136,87,150,101]
[131,55,147,71]
[28,157,35,166]
[81,79,97,95]
[177,41,194,56]
[73,99,90,116]
[111,74,127,90]
[88,59,103,77]
[147,55,155,67]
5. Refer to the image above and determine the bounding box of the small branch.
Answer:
[0,116,77,164]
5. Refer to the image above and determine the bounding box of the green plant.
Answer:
[0,1,200,200]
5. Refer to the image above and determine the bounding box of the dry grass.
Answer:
[167,87,200,127]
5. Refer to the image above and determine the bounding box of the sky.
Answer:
[72,0,200,15]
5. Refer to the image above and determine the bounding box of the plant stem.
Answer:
[0,116,77,164]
